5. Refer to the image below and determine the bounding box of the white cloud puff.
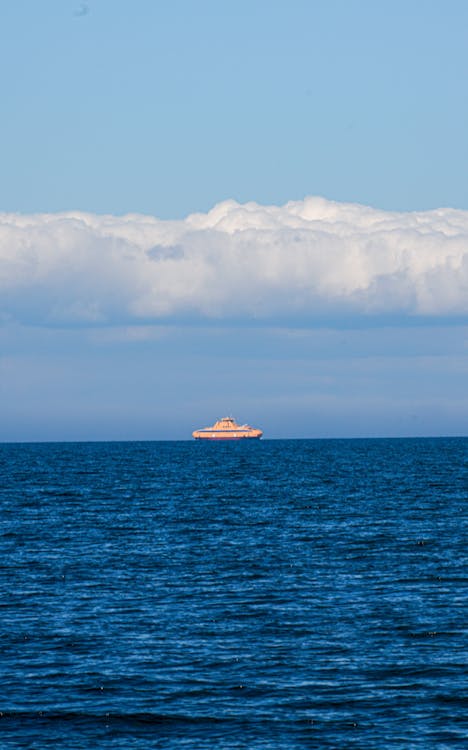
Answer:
[1,197,467,326]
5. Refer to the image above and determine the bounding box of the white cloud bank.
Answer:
[1,196,468,326]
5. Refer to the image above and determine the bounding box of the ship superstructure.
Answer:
[192,416,263,440]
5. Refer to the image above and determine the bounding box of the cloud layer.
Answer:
[1,197,468,326]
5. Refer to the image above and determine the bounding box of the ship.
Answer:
[192,416,263,440]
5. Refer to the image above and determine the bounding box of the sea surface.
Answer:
[0,438,466,749]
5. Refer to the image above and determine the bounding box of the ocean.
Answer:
[0,438,466,749]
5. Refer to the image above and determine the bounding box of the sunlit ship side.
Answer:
[192,416,263,440]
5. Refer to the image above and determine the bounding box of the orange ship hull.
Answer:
[192,416,263,440]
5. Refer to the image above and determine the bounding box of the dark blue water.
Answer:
[0,438,466,749]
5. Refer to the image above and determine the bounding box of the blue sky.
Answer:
[1,1,467,440]
[2,0,468,215]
